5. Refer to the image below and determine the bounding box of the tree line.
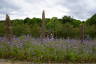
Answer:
[0,12,96,39]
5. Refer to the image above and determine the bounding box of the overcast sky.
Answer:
[0,0,96,21]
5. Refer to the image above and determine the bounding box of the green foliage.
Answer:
[86,14,96,25]
[0,14,96,38]
[0,41,96,63]
[85,25,96,38]
[65,51,78,62]
[62,16,74,23]
[0,22,5,36]
[13,24,25,36]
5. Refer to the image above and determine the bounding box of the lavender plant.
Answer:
[0,38,96,63]
[0,12,95,63]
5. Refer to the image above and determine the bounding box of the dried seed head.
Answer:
[80,24,85,43]
[40,10,46,42]
[5,14,13,41]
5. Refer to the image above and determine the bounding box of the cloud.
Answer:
[0,0,96,20]
[60,0,96,20]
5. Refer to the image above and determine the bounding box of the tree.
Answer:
[62,16,74,23]
[24,17,31,24]
[70,20,81,27]
[86,14,96,25]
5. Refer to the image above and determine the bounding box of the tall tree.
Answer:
[86,14,96,25]
[62,16,73,23]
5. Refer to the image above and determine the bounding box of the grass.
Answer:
[0,38,96,63]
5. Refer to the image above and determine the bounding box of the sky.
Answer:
[0,0,96,21]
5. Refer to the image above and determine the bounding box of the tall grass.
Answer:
[0,37,96,63]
